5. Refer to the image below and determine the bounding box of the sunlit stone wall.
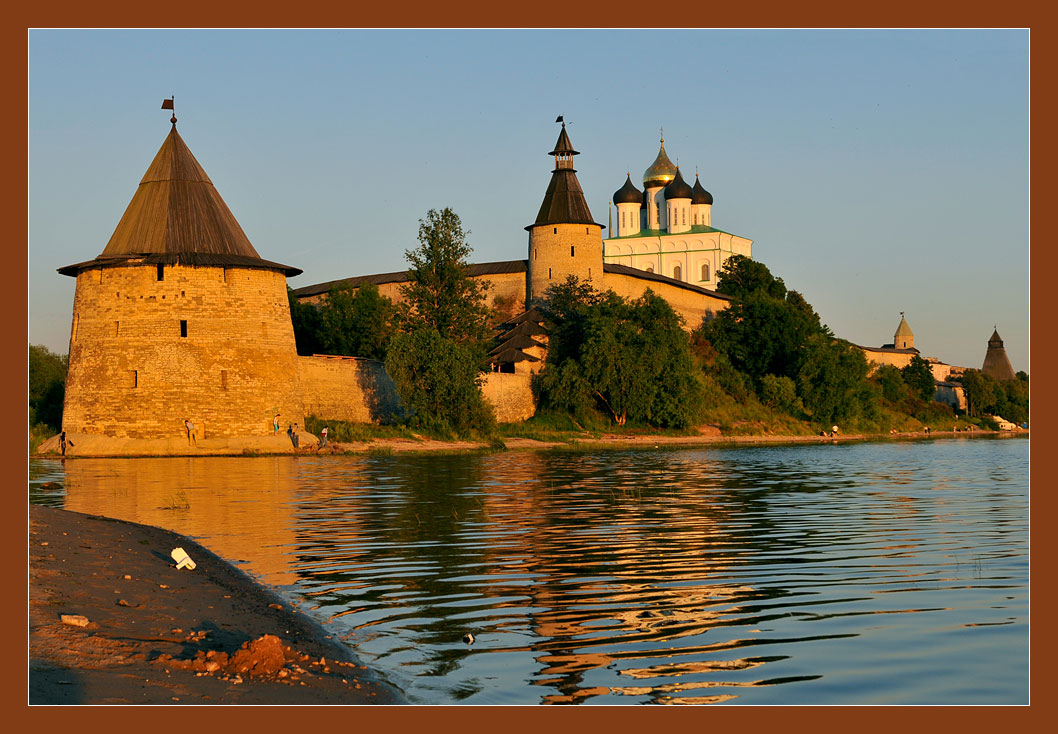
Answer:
[62,263,305,438]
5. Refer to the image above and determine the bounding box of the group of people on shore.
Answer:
[273,413,329,452]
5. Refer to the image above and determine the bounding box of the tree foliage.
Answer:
[901,355,936,403]
[796,335,877,426]
[385,329,495,435]
[316,282,396,361]
[289,287,324,357]
[399,207,492,353]
[700,256,822,386]
[958,368,1028,424]
[536,278,701,428]
[29,344,68,431]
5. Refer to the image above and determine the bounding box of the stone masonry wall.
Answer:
[297,355,404,423]
[481,371,536,423]
[602,271,730,331]
[62,263,305,439]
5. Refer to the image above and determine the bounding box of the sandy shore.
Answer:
[29,504,405,705]
[35,426,1023,459]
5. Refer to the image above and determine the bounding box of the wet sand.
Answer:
[29,504,404,705]
[35,426,1020,459]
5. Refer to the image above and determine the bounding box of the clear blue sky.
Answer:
[28,29,1029,371]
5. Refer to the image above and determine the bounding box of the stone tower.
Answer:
[58,119,306,439]
[526,122,605,304]
[981,328,1017,381]
[894,313,914,350]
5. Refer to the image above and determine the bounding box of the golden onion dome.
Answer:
[643,138,677,188]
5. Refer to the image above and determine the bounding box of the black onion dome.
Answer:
[691,174,713,205]
[613,174,642,205]
[664,168,692,200]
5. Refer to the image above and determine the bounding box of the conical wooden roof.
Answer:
[982,328,1017,381]
[59,123,300,276]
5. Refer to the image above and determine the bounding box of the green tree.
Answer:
[385,329,495,436]
[714,254,789,301]
[873,364,908,404]
[317,282,396,361]
[537,280,701,428]
[399,208,492,354]
[759,374,804,415]
[29,344,68,431]
[901,355,936,403]
[796,335,876,427]
[959,369,997,418]
[288,287,323,356]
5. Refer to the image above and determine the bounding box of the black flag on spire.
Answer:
[161,97,174,110]
[555,115,563,123]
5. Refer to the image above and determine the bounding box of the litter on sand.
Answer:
[171,547,197,570]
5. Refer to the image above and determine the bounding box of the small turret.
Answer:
[664,168,693,233]
[691,173,713,226]
[981,328,1017,381]
[612,174,642,237]
[894,313,914,350]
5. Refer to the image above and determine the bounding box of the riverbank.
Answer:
[29,504,404,704]
[34,425,1026,458]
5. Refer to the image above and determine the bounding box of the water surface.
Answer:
[29,436,1029,704]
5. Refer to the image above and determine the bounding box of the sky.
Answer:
[28,29,1030,372]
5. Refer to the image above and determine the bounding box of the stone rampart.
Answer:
[481,371,536,423]
[297,355,404,423]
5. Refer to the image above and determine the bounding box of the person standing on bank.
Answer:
[59,431,73,457]
[185,418,197,446]
[290,422,300,449]
[317,425,329,452]
[273,413,281,435]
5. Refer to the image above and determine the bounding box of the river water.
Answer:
[29,436,1029,705]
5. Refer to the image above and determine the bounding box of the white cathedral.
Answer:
[603,134,753,288]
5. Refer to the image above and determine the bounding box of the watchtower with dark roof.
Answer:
[981,328,1017,381]
[58,119,306,440]
[525,121,605,304]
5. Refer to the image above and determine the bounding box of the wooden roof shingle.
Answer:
[59,124,300,277]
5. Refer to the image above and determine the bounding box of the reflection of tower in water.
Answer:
[61,457,303,586]
[474,451,762,704]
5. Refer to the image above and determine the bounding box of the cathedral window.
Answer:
[674,265,682,281]
[682,209,686,225]
[701,263,710,281]
[646,266,654,273]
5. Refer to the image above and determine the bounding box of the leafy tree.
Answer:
[873,364,908,404]
[714,254,789,301]
[399,207,492,354]
[385,328,495,436]
[759,374,804,415]
[289,287,323,356]
[537,280,701,428]
[29,344,68,431]
[316,282,396,361]
[796,335,876,427]
[901,355,936,403]
[958,369,996,418]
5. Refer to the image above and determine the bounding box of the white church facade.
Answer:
[603,135,752,289]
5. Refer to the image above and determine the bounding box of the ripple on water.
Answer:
[30,437,1028,704]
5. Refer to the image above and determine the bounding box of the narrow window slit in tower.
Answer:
[549,268,552,279]
[571,245,575,257]
[72,314,79,341]
[130,370,138,388]
[553,228,557,234]
[180,320,188,338]
[114,321,120,337]
[157,264,165,281]
[221,370,228,391]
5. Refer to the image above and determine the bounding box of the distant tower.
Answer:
[664,167,693,234]
[612,174,642,237]
[894,312,915,350]
[691,172,713,227]
[58,118,306,439]
[981,328,1017,381]
[526,121,605,304]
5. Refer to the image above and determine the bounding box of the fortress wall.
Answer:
[861,349,915,371]
[601,272,730,331]
[297,355,404,423]
[481,371,536,423]
[63,263,305,439]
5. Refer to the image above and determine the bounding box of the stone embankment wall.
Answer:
[298,355,536,425]
[603,272,729,331]
[297,355,404,423]
[481,372,537,423]
[62,263,305,439]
